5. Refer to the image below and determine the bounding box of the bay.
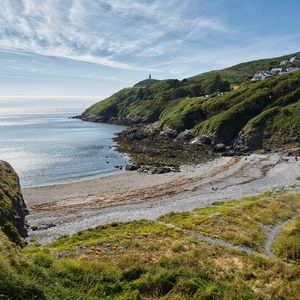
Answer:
[0,99,128,187]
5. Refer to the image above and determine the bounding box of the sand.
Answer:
[23,153,300,244]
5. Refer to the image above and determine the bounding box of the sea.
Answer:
[0,98,129,188]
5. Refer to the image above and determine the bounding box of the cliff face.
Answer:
[0,161,28,246]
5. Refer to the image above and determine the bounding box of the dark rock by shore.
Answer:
[115,124,217,171]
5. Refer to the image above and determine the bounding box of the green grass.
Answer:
[81,52,300,152]
[158,193,300,250]
[79,52,300,154]
[149,69,300,149]
[193,71,300,144]
[1,193,300,299]
[273,217,300,261]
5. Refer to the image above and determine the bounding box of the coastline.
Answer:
[24,153,300,244]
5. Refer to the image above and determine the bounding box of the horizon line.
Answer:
[0,95,103,100]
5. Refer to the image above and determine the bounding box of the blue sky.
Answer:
[0,0,299,99]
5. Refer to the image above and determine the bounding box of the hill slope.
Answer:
[133,78,160,87]
[80,75,230,124]
[159,70,300,148]
[81,52,300,151]
[190,51,300,84]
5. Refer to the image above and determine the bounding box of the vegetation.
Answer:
[81,75,230,124]
[273,217,300,261]
[160,70,300,146]
[159,193,300,250]
[1,193,300,299]
[82,52,300,149]
[190,51,300,84]
[0,161,28,246]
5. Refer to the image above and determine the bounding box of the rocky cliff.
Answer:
[0,161,28,246]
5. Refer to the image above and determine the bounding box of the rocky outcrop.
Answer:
[0,161,28,246]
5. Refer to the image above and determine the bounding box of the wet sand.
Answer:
[23,153,300,244]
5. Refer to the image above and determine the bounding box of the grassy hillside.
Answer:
[159,70,300,148]
[0,161,28,246]
[1,192,300,299]
[190,51,300,84]
[81,51,300,128]
[81,74,230,124]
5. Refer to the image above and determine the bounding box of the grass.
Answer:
[82,52,300,151]
[158,193,300,250]
[273,217,300,261]
[1,193,300,299]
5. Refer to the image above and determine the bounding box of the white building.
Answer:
[270,68,282,75]
[280,60,289,66]
[290,56,300,63]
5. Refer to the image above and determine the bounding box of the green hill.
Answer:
[159,70,300,148]
[190,51,300,84]
[80,75,230,124]
[81,52,300,150]
[133,78,160,87]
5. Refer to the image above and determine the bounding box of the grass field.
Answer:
[1,192,300,299]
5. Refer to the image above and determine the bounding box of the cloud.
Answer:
[0,0,228,71]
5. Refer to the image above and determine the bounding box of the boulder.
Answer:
[151,166,172,174]
[198,136,212,145]
[125,164,140,171]
[175,130,195,143]
[213,143,226,152]
[160,125,178,138]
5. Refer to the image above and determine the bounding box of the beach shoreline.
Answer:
[24,153,300,244]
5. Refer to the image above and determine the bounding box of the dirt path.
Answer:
[262,210,300,258]
[24,153,300,244]
[159,221,258,255]
[159,210,300,259]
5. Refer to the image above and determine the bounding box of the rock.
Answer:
[221,151,236,157]
[161,125,178,138]
[198,136,212,145]
[125,164,140,171]
[31,223,57,231]
[285,148,300,156]
[213,143,226,152]
[151,166,172,174]
[0,161,28,246]
[255,149,267,154]
[175,130,195,143]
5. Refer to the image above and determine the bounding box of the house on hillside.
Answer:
[280,60,289,66]
[251,71,271,81]
[270,68,282,75]
[290,56,300,63]
[286,67,299,73]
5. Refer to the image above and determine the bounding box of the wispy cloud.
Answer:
[0,0,228,71]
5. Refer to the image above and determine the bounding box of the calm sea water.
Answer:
[0,99,128,187]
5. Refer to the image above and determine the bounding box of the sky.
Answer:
[0,0,299,100]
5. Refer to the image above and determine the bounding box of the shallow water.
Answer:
[0,99,128,187]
